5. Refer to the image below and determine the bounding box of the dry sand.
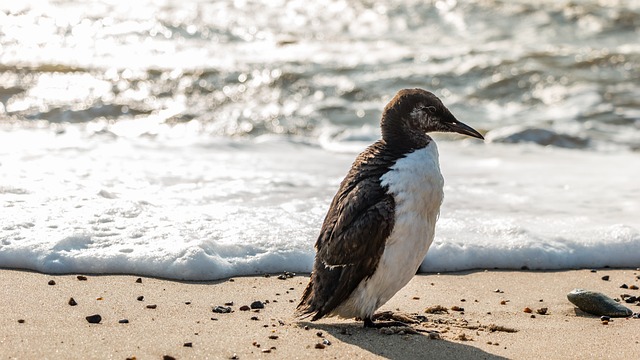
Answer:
[1,268,639,359]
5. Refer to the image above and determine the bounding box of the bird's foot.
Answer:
[372,310,422,324]
[363,317,409,329]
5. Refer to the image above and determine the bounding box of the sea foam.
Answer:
[1,129,638,280]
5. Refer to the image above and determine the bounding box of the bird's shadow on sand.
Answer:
[300,321,508,360]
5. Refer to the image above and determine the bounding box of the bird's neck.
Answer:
[380,112,430,151]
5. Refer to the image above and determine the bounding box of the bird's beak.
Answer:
[446,119,484,140]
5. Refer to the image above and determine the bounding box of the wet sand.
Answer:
[1,268,639,359]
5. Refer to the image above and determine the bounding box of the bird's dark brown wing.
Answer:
[297,141,400,320]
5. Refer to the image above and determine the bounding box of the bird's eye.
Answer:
[421,106,436,113]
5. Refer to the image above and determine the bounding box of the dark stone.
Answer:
[77,275,88,281]
[137,295,144,301]
[135,278,142,283]
[239,305,251,311]
[250,301,265,309]
[600,316,610,321]
[567,289,632,317]
[183,342,193,347]
[163,356,176,360]
[48,280,56,285]
[212,306,232,314]
[485,126,589,149]
[86,314,102,324]
[119,319,129,324]
[68,298,77,306]
[601,276,610,281]
[620,284,629,289]
[146,304,157,309]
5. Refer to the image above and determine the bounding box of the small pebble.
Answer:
[530,315,536,318]
[268,335,279,340]
[135,278,142,283]
[600,316,610,321]
[500,300,507,305]
[536,308,548,315]
[601,276,610,281]
[146,304,157,309]
[212,306,232,314]
[18,319,25,324]
[96,297,103,301]
[250,301,265,309]
[239,305,251,311]
[77,275,87,281]
[322,339,331,346]
[630,285,639,290]
[451,306,464,312]
[119,319,129,324]
[261,349,271,353]
[230,354,238,359]
[48,280,56,285]
[185,301,191,305]
[224,301,234,306]
[68,298,77,306]
[86,314,102,324]
[412,296,420,300]
[162,356,176,360]
[304,326,309,330]
[590,269,597,273]
[523,307,532,313]
[250,316,259,321]
[137,296,144,301]
[314,343,326,349]
[316,331,323,337]
[184,342,193,347]
[632,313,640,319]
[493,289,503,293]
[620,284,629,289]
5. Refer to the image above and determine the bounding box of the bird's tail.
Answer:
[294,278,318,319]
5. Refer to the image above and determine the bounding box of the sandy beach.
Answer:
[1,269,639,359]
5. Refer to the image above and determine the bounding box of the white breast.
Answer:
[333,141,444,319]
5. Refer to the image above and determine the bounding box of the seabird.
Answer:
[296,88,484,328]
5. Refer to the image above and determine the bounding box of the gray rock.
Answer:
[567,289,633,317]
[485,126,589,149]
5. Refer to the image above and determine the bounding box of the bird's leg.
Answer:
[363,317,409,328]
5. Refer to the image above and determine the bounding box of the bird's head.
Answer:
[381,88,484,143]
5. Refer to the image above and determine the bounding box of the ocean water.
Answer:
[1,0,639,280]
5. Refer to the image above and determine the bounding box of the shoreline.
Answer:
[1,268,639,359]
